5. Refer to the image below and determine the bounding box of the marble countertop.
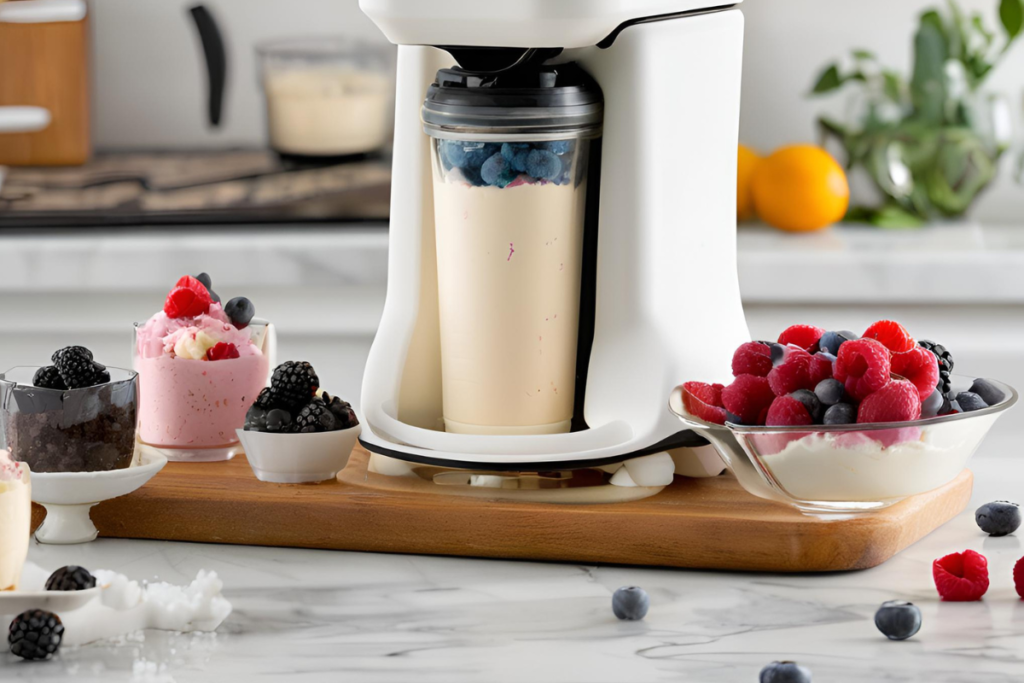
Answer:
[6,431,1024,682]
[3,222,1024,306]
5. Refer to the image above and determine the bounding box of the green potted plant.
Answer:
[811,0,1022,226]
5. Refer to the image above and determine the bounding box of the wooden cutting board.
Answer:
[31,448,972,573]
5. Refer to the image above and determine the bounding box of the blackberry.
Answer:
[265,408,293,433]
[53,346,103,389]
[244,404,268,431]
[269,361,319,411]
[918,340,953,393]
[51,345,93,364]
[45,565,96,591]
[32,366,67,390]
[293,397,337,433]
[254,387,276,410]
[8,609,64,660]
[322,392,359,429]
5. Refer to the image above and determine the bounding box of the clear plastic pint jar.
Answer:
[422,62,603,435]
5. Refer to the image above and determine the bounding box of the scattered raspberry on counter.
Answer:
[933,550,989,601]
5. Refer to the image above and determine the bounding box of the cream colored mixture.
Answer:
[433,178,586,434]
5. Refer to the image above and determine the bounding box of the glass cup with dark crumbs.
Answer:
[0,366,138,473]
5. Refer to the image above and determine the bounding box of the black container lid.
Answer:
[422,62,603,140]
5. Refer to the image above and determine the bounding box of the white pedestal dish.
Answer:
[30,450,167,544]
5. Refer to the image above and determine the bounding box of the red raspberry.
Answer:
[731,342,772,377]
[163,276,212,318]
[891,346,939,402]
[808,352,834,386]
[834,338,891,401]
[767,347,814,397]
[857,379,921,423]
[863,320,915,354]
[1014,556,1024,599]
[777,324,825,352]
[765,396,813,426]
[721,375,775,425]
[206,342,240,361]
[682,381,726,425]
[933,550,989,601]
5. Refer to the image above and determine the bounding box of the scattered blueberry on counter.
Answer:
[759,660,812,683]
[611,586,649,621]
[975,501,1021,537]
[874,600,922,641]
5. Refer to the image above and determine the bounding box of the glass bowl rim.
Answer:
[0,365,138,392]
[672,373,1017,434]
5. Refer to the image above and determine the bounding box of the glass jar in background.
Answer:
[422,63,603,435]
[257,37,394,161]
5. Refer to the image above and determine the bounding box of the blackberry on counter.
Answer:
[918,340,953,393]
[269,361,320,411]
[45,565,97,591]
[8,609,64,660]
[32,366,67,390]
[294,397,337,433]
[53,346,104,389]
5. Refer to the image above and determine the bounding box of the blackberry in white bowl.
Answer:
[238,361,360,484]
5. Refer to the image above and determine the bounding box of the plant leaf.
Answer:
[852,49,876,61]
[1000,0,1024,38]
[882,71,904,103]
[911,19,949,123]
[811,64,843,94]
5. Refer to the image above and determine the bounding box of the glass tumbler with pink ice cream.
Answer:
[134,274,274,461]
[0,449,30,591]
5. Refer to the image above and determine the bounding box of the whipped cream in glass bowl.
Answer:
[670,374,1017,513]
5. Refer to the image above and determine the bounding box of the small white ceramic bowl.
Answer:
[236,423,361,484]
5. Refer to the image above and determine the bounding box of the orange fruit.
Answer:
[751,144,849,232]
[737,144,761,222]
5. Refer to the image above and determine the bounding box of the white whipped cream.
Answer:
[756,414,994,501]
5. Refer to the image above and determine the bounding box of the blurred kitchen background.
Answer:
[1,0,1022,445]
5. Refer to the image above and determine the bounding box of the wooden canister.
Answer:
[0,0,90,165]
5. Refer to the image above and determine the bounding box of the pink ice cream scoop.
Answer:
[134,289,271,451]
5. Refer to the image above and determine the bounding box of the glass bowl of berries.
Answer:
[237,361,361,484]
[670,322,1018,513]
[0,347,139,473]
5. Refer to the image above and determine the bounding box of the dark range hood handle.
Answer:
[188,4,227,128]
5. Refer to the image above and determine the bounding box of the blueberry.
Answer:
[948,399,962,413]
[465,142,499,168]
[790,389,823,422]
[195,273,212,289]
[921,388,944,418]
[501,142,531,173]
[440,140,468,168]
[975,501,1021,536]
[968,379,1005,407]
[814,379,846,407]
[225,297,255,329]
[460,166,486,186]
[759,661,812,683]
[480,153,512,187]
[955,391,988,412]
[525,149,561,180]
[244,404,267,432]
[265,408,292,433]
[768,342,788,366]
[725,409,748,426]
[611,586,649,621]
[874,600,922,641]
[819,330,859,356]
[541,140,574,155]
[823,403,856,425]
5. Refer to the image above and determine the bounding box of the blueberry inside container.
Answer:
[0,366,139,473]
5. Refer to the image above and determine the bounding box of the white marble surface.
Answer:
[4,431,1024,682]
